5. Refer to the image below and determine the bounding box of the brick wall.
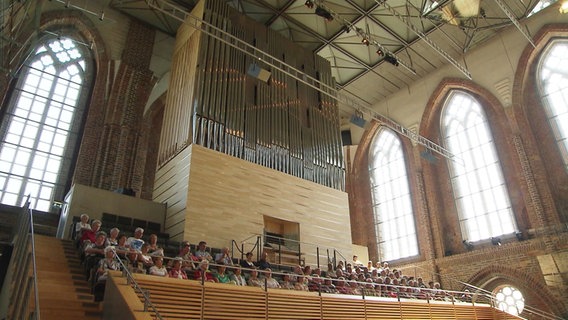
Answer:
[346,25,568,317]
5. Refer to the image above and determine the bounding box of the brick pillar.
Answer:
[92,20,156,194]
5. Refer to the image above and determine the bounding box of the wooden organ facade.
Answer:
[153,0,352,257]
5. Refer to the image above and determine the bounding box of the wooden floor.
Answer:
[34,235,103,320]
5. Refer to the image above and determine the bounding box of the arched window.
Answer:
[0,36,92,211]
[537,39,568,172]
[441,90,516,242]
[369,128,419,261]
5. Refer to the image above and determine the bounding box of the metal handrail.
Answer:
[28,208,40,320]
[0,199,40,319]
[112,251,164,320]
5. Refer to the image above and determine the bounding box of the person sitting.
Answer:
[264,269,281,289]
[335,277,350,294]
[230,267,246,286]
[168,257,188,279]
[147,233,164,256]
[80,220,102,248]
[321,278,337,294]
[352,255,363,267]
[215,247,233,266]
[125,251,145,274]
[194,260,217,282]
[256,251,271,270]
[93,246,121,301]
[148,256,167,277]
[137,243,154,270]
[279,273,295,290]
[170,241,197,273]
[74,214,91,241]
[247,269,264,289]
[106,227,120,246]
[115,235,129,259]
[363,279,377,297]
[126,227,145,251]
[194,241,213,262]
[215,264,231,284]
[240,252,255,269]
[308,275,323,292]
[84,231,107,279]
[294,275,308,291]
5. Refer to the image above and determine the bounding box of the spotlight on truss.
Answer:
[384,54,399,66]
[315,6,333,21]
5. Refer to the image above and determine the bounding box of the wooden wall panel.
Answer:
[153,146,192,241]
[183,144,352,266]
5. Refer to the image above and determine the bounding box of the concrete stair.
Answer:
[34,235,103,320]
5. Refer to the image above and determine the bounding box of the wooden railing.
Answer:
[106,272,523,320]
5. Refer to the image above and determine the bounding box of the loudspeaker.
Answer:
[341,130,352,146]
[247,64,271,83]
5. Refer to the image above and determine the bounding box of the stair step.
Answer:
[35,235,103,319]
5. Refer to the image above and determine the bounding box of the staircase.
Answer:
[34,235,103,320]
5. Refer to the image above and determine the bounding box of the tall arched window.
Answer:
[0,36,92,211]
[369,128,419,261]
[537,39,568,172]
[441,90,516,242]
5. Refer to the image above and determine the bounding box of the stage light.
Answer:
[462,240,474,251]
[305,0,314,9]
[491,237,502,246]
[384,54,399,66]
[315,6,333,21]
[362,38,370,46]
[376,49,384,56]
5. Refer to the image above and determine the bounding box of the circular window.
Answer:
[494,286,525,316]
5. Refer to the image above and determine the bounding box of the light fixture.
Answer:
[462,240,474,251]
[560,0,568,14]
[491,237,502,246]
[361,38,370,46]
[315,6,333,21]
[376,49,384,56]
[305,0,314,9]
[384,54,399,66]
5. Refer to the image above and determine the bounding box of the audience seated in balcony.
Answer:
[74,213,91,241]
[171,240,196,272]
[105,227,120,247]
[279,273,295,290]
[230,267,246,286]
[240,252,255,269]
[138,243,154,269]
[247,269,264,289]
[215,247,233,266]
[93,246,121,302]
[216,264,231,283]
[195,241,213,262]
[148,256,167,277]
[80,220,102,247]
[126,227,145,251]
[256,251,271,270]
[194,260,217,282]
[294,275,308,291]
[264,269,281,289]
[147,233,164,256]
[168,257,188,279]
